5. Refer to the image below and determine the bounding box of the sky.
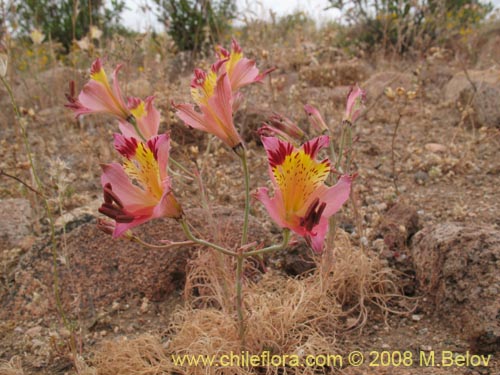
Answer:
[120,0,500,32]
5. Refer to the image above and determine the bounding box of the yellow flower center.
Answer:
[123,142,162,199]
[272,149,330,215]
[191,70,217,105]
[130,101,146,119]
[226,51,242,79]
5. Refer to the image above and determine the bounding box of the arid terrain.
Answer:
[0,17,499,375]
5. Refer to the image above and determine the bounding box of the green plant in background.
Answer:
[11,0,127,52]
[153,0,236,52]
[328,0,492,53]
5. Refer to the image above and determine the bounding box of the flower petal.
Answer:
[101,163,157,209]
[320,174,353,217]
[302,135,330,158]
[111,63,128,111]
[139,96,160,139]
[147,133,170,181]
[253,187,287,228]
[305,217,328,253]
[207,73,241,148]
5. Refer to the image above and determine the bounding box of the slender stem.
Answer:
[236,251,245,346]
[244,229,290,257]
[131,236,195,250]
[335,123,347,172]
[170,157,196,178]
[345,125,354,173]
[0,169,46,197]
[127,116,147,142]
[178,217,237,257]
[239,149,251,246]
[328,138,337,174]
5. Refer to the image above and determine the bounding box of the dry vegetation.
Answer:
[0,7,499,375]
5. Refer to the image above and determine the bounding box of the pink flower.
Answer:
[254,136,353,253]
[304,104,329,134]
[344,84,367,124]
[216,38,275,92]
[98,133,183,238]
[66,58,130,120]
[173,66,242,149]
[119,96,160,140]
[65,58,160,140]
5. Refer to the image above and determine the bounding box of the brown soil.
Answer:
[0,29,499,375]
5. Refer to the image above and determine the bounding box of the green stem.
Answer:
[244,229,290,257]
[132,236,195,249]
[335,124,346,173]
[178,217,237,257]
[236,251,245,346]
[170,157,196,178]
[127,116,147,142]
[239,149,251,246]
[345,125,353,173]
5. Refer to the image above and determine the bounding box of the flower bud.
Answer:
[304,104,329,134]
[344,84,367,124]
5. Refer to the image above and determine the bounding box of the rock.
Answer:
[424,143,447,153]
[414,170,429,184]
[444,69,500,128]
[459,83,500,128]
[3,207,268,319]
[0,198,33,249]
[475,34,500,69]
[412,223,500,353]
[443,69,499,102]
[376,203,420,251]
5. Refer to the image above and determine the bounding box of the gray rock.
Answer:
[412,222,500,353]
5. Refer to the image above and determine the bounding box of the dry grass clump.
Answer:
[91,231,407,374]
[0,357,25,375]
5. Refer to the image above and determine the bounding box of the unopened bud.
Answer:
[266,113,305,140]
[304,104,329,134]
[344,84,366,124]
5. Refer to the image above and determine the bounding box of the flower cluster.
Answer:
[172,39,274,151]
[66,58,181,238]
[67,39,359,253]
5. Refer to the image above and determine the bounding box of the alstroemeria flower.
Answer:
[119,96,160,140]
[173,66,242,149]
[344,84,367,124]
[66,58,160,140]
[66,58,130,121]
[255,136,353,252]
[216,38,275,92]
[98,133,183,238]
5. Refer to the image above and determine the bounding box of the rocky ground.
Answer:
[0,30,499,374]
